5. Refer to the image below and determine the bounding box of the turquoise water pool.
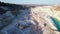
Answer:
[50,17,60,32]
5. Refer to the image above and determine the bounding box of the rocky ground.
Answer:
[0,5,60,34]
[30,6,60,34]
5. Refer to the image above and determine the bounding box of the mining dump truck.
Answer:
[0,0,60,34]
